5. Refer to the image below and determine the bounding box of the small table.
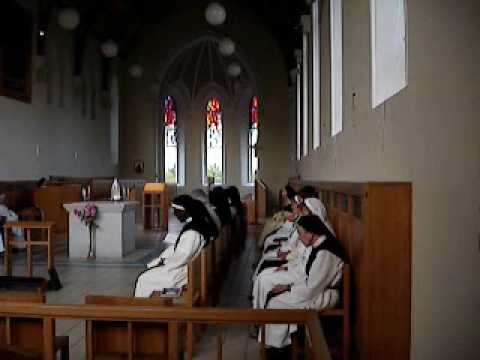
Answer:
[3,221,55,277]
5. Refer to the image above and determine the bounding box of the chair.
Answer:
[0,292,69,360]
[85,295,179,360]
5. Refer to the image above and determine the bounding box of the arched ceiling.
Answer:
[39,0,309,71]
[159,37,253,100]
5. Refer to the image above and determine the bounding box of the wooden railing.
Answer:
[0,303,331,360]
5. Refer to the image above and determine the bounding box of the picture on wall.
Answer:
[134,160,144,174]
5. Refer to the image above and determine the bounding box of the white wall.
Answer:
[298,1,480,359]
[0,10,117,180]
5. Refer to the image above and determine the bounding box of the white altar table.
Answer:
[64,201,139,259]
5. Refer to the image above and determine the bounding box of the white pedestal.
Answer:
[64,201,138,259]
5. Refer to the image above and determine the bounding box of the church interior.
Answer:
[0,0,479,359]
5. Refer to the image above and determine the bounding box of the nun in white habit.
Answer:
[134,195,206,298]
[253,198,332,282]
[256,215,345,348]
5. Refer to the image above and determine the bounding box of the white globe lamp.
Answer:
[129,65,143,78]
[101,40,118,58]
[205,2,226,26]
[227,63,241,77]
[219,38,235,56]
[58,8,80,31]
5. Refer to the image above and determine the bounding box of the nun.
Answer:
[253,215,344,348]
[134,195,208,298]
[191,188,222,233]
[253,198,331,281]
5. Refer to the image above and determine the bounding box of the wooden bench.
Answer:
[0,276,48,296]
[85,295,180,360]
[0,292,69,360]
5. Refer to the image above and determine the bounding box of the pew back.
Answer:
[85,295,179,360]
[255,179,267,224]
[0,292,53,358]
[181,251,202,307]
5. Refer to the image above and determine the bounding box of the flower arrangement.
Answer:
[74,204,98,227]
[74,204,98,258]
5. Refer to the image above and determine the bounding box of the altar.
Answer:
[64,201,139,259]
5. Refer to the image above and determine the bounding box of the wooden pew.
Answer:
[291,264,351,360]
[304,182,411,360]
[0,276,47,295]
[255,179,267,225]
[33,183,81,233]
[201,243,215,306]
[179,252,202,360]
[0,292,69,360]
[150,251,202,360]
[220,224,231,272]
[84,295,180,360]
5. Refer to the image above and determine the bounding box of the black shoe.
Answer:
[265,346,292,360]
[249,325,259,339]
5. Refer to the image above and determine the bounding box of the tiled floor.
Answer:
[0,222,264,359]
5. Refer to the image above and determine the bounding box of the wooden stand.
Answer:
[143,183,169,231]
[3,221,62,290]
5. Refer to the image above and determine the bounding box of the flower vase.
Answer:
[88,223,96,259]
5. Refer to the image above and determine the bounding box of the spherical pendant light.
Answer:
[101,40,118,58]
[129,65,143,78]
[227,62,241,77]
[219,37,235,56]
[205,2,226,26]
[58,8,80,31]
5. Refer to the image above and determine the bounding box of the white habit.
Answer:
[134,228,205,297]
[256,236,344,348]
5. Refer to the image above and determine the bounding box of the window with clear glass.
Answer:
[205,97,223,184]
[248,96,259,183]
[164,96,178,183]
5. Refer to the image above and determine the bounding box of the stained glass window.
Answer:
[205,97,223,184]
[164,96,178,183]
[248,96,259,183]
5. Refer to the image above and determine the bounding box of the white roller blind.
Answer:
[371,0,407,108]
[330,0,343,137]
[312,0,321,149]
